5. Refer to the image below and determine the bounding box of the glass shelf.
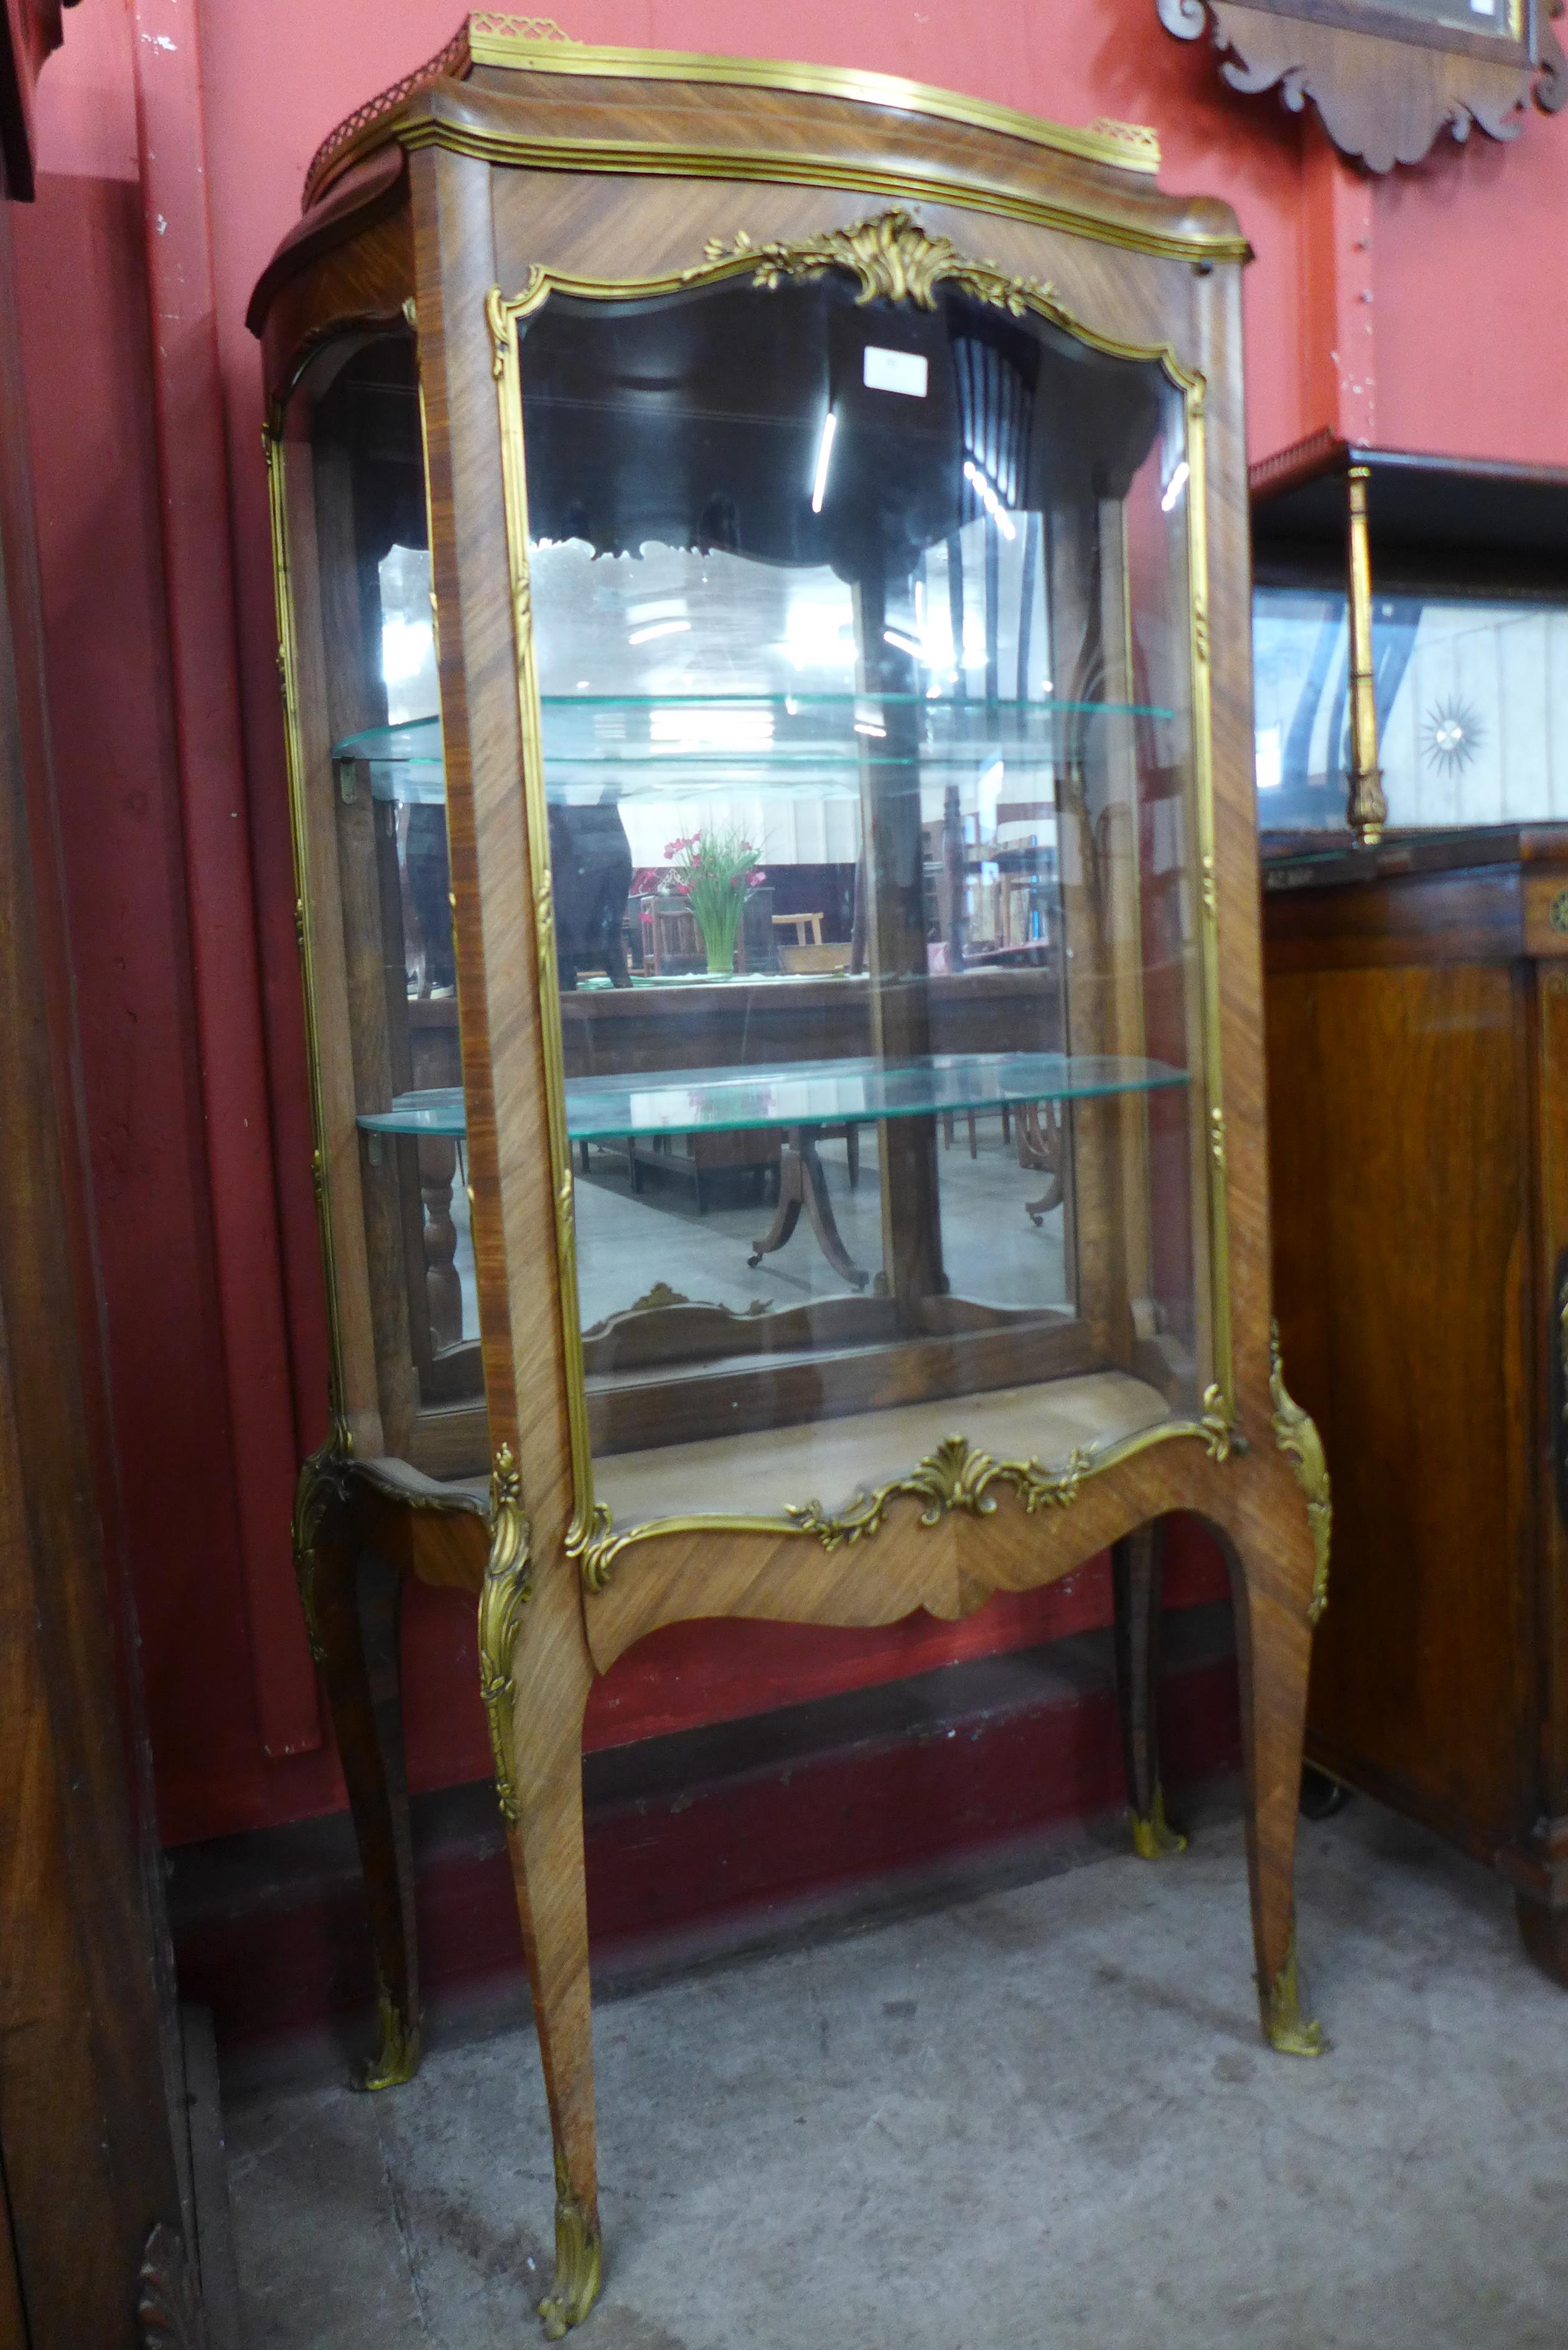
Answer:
[334,693,1177,807]
[358,1051,1188,1144]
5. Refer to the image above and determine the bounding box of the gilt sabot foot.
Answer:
[539,2155,602,2339]
[1129,1784,1188,1860]
[354,1987,422,2092]
[1260,1929,1323,2057]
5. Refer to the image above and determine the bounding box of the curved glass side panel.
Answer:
[495,265,1212,1530]
[281,336,483,1474]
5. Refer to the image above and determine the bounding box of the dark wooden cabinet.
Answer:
[1254,440,1568,1984]
[0,49,207,2348]
[1264,826,1568,1980]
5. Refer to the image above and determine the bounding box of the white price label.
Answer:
[863,347,929,398]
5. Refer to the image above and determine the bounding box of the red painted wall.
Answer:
[14,0,1566,1847]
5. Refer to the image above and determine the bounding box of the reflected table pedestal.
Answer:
[748,1125,869,1290]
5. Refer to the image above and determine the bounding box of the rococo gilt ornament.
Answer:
[693,208,1057,317]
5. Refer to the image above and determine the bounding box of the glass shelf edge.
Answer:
[358,1057,1191,1142]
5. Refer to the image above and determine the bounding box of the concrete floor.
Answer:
[224,1796,1568,2350]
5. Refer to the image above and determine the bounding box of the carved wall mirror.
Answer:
[1159,0,1566,167]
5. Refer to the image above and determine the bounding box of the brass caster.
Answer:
[354,1989,422,2092]
[539,2156,602,2339]
[1260,1931,1323,2059]
[1129,1786,1188,1861]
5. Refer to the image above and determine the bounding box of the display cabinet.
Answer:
[253,24,1329,2334]
[1255,438,1568,1988]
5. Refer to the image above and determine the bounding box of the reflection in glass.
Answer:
[1255,584,1568,830]
[303,344,480,1420]
[498,268,1210,1515]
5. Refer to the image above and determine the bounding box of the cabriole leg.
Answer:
[292,1453,421,2090]
[1111,1519,1186,1859]
[511,1782,600,2344]
[481,1464,601,2339]
[1215,1506,1323,2059]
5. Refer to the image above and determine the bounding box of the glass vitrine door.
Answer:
[471,261,1219,1529]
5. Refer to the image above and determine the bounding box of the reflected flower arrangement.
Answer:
[661,828,765,975]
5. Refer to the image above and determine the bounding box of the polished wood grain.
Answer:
[1515,958,1568,1978]
[304,41,1237,260]
[1270,957,1526,1847]
[1521,868,1568,961]
[1266,859,1528,972]
[0,194,195,2345]
[411,136,604,2313]
[259,44,1323,2336]
[1263,831,1568,1981]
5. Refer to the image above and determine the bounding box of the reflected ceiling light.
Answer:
[963,459,1017,542]
[1160,459,1190,513]
[380,615,433,687]
[628,619,691,645]
[978,757,1006,840]
[811,411,838,515]
[883,625,923,659]
[650,705,773,753]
